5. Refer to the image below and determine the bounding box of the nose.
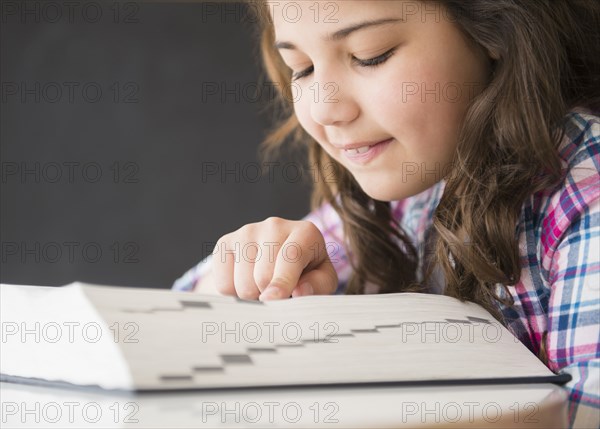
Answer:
[309,72,359,126]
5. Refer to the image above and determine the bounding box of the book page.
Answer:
[0,283,133,390]
[76,283,557,390]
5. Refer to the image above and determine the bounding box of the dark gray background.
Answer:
[1,1,312,288]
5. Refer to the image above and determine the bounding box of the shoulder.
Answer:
[538,107,600,254]
[558,107,599,177]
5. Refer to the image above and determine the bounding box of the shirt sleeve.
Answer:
[171,200,355,294]
[172,253,213,292]
[546,197,600,428]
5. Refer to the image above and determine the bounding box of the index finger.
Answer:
[258,223,323,301]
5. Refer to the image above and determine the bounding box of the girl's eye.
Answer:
[291,48,397,82]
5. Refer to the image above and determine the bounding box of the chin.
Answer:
[358,176,435,202]
[357,182,398,202]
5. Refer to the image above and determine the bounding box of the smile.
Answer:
[342,138,394,165]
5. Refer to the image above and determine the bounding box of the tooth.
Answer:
[346,146,371,155]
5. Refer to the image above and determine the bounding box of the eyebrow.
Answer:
[274,18,405,50]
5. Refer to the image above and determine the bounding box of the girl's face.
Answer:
[270,0,493,201]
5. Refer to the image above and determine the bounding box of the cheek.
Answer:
[372,54,471,154]
[369,62,440,145]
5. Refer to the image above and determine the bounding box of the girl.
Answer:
[174,1,599,427]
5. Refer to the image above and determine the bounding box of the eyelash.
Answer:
[291,48,397,81]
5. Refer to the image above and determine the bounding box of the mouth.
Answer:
[344,146,372,155]
[335,137,393,152]
[341,138,394,165]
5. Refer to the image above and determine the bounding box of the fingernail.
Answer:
[260,284,282,300]
[299,283,314,296]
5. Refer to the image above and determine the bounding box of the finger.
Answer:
[233,239,262,300]
[291,260,338,297]
[291,282,313,298]
[252,238,284,294]
[211,235,236,296]
[259,223,326,301]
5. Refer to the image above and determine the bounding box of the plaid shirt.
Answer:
[173,107,600,427]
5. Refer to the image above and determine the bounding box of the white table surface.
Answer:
[1,381,568,428]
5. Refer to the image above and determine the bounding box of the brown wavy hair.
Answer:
[242,0,600,323]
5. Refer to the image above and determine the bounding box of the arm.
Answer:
[172,253,213,292]
[171,199,354,294]
[546,197,600,428]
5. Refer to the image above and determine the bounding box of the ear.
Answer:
[488,48,501,61]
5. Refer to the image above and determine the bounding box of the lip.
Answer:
[334,138,392,150]
[342,138,394,165]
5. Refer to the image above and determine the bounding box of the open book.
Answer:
[0,282,570,392]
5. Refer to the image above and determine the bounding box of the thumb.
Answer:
[292,259,338,297]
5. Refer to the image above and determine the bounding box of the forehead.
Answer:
[266,0,403,29]
[267,0,408,51]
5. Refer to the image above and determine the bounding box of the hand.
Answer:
[193,217,338,301]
